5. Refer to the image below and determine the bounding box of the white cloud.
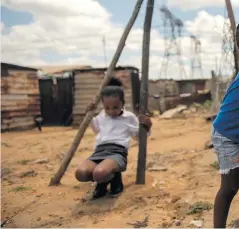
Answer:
[184,11,234,77]
[185,11,225,39]
[168,0,239,10]
[2,0,111,19]
[1,0,235,79]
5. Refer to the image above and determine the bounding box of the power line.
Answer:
[190,35,203,79]
[218,5,235,78]
[102,36,107,67]
[158,5,187,80]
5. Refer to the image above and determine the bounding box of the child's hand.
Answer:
[138,115,152,130]
[86,99,96,112]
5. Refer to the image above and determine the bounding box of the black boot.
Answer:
[109,172,124,196]
[92,182,108,199]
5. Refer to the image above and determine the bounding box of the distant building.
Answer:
[37,65,92,76]
[175,79,209,94]
[72,66,140,126]
[148,78,211,112]
[38,65,91,126]
[38,65,140,127]
[1,63,41,131]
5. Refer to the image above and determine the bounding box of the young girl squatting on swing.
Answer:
[75,77,152,199]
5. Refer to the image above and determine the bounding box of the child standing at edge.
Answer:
[211,24,239,228]
[75,77,152,199]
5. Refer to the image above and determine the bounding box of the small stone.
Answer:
[58,192,62,196]
[73,185,81,189]
[78,147,90,152]
[33,158,49,164]
[36,193,43,198]
[1,168,11,178]
[229,218,239,228]
[19,170,37,178]
[148,166,168,172]
[174,220,181,226]
[37,217,41,221]
[152,179,158,187]
[146,161,155,169]
[171,196,181,204]
[190,107,197,113]
[49,214,58,217]
[73,197,80,201]
[205,140,213,149]
[160,105,187,119]
[189,220,204,228]
[161,222,167,228]
[45,165,53,171]
[58,152,66,160]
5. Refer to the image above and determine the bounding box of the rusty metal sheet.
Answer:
[73,69,134,125]
[1,70,41,132]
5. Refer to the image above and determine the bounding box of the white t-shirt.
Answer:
[90,110,140,149]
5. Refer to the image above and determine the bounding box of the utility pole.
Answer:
[215,57,218,75]
[190,35,203,79]
[225,0,239,76]
[159,6,186,80]
[102,36,107,67]
[136,0,154,185]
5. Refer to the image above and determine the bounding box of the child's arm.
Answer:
[86,99,100,134]
[90,116,100,133]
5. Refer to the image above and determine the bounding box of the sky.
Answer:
[1,0,239,79]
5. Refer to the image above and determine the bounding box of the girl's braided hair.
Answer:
[101,77,125,105]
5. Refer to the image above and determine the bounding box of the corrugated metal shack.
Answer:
[38,65,91,126]
[148,79,179,112]
[72,66,140,126]
[176,79,207,94]
[1,63,41,131]
[38,65,92,75]
[38,75,74,126]
[148,78,211,113]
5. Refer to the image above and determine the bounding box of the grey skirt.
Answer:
[211,127,239,174]
[88,143,128,172]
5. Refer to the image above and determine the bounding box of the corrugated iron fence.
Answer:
[1,69,40,131]
[72,67,140,126]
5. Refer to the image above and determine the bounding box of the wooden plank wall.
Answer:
[72,70,133,126]
[1,70,41,131]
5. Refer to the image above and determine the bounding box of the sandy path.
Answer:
[1,116,238,228]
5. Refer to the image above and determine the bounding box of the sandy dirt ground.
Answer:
[1,114,239,228]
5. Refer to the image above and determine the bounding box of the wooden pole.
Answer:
[102,36,107,67]
[136,0,154,185]
[225,0,239,76]
[49,0,144,186]
[210,70,219,114]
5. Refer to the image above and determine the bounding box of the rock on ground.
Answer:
[160,105,187,119]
